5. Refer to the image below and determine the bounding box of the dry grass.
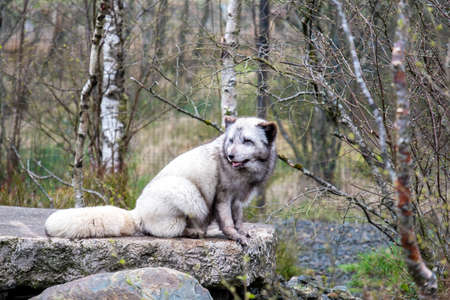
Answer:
[129,115,218,179]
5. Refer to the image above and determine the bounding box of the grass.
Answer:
[339,246,418,299]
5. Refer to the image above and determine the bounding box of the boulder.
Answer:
[32,267,212,300]
[0,206,276,291]
[286,276,361,300]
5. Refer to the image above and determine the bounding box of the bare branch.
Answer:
[35,160,107,204]
[11,145,54,207]
[130,77,223,132]
[332,0,396,183]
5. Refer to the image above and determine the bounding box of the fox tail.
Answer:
[45,205,137,239]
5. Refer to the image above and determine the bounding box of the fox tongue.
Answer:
[232,161,243,168]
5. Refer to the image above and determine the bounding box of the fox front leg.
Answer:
[215,196,249,246]
[232,200,250,238]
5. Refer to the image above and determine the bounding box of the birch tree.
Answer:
[101,0,125,173]
[73,0,108,207]
[220,0,241,127]
[392,1,437,297]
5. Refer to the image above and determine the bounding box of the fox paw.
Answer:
[183,228,205,239]
[237,229,251,238]
[237,236,249,247]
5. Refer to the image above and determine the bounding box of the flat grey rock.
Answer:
[0,206,276,290]
[32,267,213,300]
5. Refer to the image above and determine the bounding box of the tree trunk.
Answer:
[177,0,189,83]
[392,1,437,297]
[6,0,28,181]
[101,0,125,173]
[256,0,270,119]
[73,0,108,207]
[193,0,211,57]
[46,4,64,62]
[0,2,6,181]
[0,80,5,182]
[220,0,241,127]
[88,41,103,173]
[154,0,168,64]
[302,0,340,183]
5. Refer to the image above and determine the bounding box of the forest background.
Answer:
[0,0,448,298]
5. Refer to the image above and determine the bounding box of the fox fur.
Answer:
[45,116,277,245]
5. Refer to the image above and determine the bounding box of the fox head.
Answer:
[223,116,277,173]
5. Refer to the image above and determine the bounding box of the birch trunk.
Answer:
[392,1,437,297]
[221,0,241,127]
[101,0,125,173]
[333,0,394,183]
[73,0,108,207]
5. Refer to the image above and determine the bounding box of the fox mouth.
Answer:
[230,159,250,168]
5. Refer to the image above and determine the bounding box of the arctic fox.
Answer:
[45,116,277,245]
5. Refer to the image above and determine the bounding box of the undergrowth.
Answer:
[276,232,303,280]
[339,246,418,299]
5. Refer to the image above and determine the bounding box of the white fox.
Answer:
[45,116,277,245]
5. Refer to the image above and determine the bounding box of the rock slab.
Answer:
[0,206,276,291]
[32,267,212,300]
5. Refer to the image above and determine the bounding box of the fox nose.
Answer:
[228,154,234,161]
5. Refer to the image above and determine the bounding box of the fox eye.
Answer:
[243,138,254,145]
[229,138,234,143]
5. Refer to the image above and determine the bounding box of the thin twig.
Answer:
[11,145,54,207]
[35,160,107,204]
[130,77,223,132]
[332,0,395,183]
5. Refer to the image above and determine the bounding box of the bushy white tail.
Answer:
[45,206,137,239]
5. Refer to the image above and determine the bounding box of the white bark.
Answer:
[101,0,125,173]
[73,0,108,207]
[332,0,395,183]
[220,0,241,127]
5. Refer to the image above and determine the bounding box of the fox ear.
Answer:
[258,121,277,144]
[224,116,237,129]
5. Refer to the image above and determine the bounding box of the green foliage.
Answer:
[339,246,418,298]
